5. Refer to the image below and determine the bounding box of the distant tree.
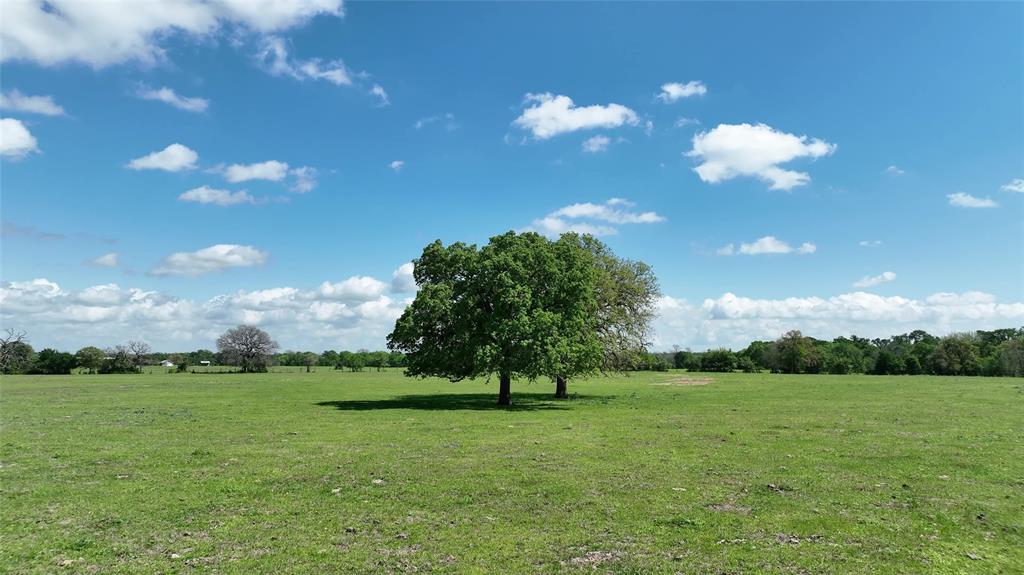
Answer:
[684,353,703,372]
[994,338,1024,377]
[772,330,813,374]
[31,348,77,374]
[335,350,353,370]
[904,355,922,375]
[302,351,318,372]
[736,356,758,373]
[0,329,35,374]
[673,350,691,369]
[319,350,339,367]
[872,350,905,375]
[74,346,105,374]
[188,349,216,365]
[216,325,279,373]
[826,339,864,374]
[388,351,407,368]
[701,348,737,372]
[347,354,365,372]
[738,340,772,371]
[127,340,152,372]
[928,333,981,376]
[100,345,136,374]
[368,351,391,372]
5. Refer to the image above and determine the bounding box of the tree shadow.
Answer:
[315,392,606,412]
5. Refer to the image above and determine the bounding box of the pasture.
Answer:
[1,370,1022,574]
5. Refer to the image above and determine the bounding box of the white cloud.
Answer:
[151,244,269,276]
[0,0,343,67]
[258,36,351,85]
[687,123,837,191]
[389,160,404,171]
[0,90,64,115]
[391,262,416,293]
[370,84,389,106]
[526,198,664,238]
[853,271,896,288]
[1000,178,1024,193]
[884,165,905,176]
[0,118,40,158]
[318,276,388,301]
[91,253,119,268]
[581,135,611,153]
[674,117,700,128]
[718,235,816,256]
[657,81,707,103]
[513,93,639,140]
[947,192,997,209]
[414,113,457,131]
[859,240,883,248]
[179,186,255,206]
[289,166,317,193]
[136,86,208,112]
[127,143,198,171]
[224,160,289,182]
[652,291,1024,351]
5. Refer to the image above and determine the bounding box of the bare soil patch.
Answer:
[653,376,714,386]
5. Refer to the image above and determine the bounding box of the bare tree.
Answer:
[217,325,278,373]
[127,340,152,373]
[0,329,33,374]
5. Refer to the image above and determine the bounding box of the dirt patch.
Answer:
[561,551,622,567]
[653,377,714,386]
[705,502,752,515]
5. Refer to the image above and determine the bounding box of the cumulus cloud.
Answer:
[653,291,1024,351]
[319,276,388,301]
[513,93,639,140]
[1000,178,1024,193]
[717,236,816,256]
[179,186,255,206]
[258,35,351,85]
[289,166,317,193]
[0,0,343,67]
[674,117,700,129]
[127,143,198,171]
[389,160,404,171]
[526,198,665,238]
[224,160,288,182]
[0,118,40,158]
[136,86,209,112]
[853,271,896,288]
[581,135,611,153]
[150,244,269,276]
[391,262,416,293]
[687,123,836,190]
[657,81,707,103]
[90,253,119,268]
[370,84,389,106]
[0,90,64,115]
[883,165,905,176]
[947,192,997,209]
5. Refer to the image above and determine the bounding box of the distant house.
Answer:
[159,360,175,367]
[199,360,211,366]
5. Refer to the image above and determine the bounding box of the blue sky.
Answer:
[1,1,1022,352]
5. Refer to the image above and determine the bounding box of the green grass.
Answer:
[2,370,1022,574]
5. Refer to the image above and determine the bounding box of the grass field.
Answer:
[2,370,1022,574]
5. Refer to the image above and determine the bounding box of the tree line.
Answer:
[651,328,1023,377]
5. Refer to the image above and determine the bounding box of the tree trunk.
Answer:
[554,375,568,399]
[497,372,512,405]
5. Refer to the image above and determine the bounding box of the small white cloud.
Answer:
[513,93,639,140]
[289,166,317,193]
[859,240,883,248]
[136,86,208,112]
[1001,178,1024,193]
[151,244,268,276]
[526,198,664,238]
[657,81,707,103]
[414,113,457,131]
[0,118,40,158]
[883,165,905,176]
[581,135,611,153]
[0,90,64,116]
[947,192,997,209]
[391,262,416,293]
[853,271,896,289]
[687,123,836,191]
[643,120,654,136]
[389,160,404,171]
[718,236,816,256]
[370,84,389,106]
[224,160,288,182]
[91,253,119,268]
[319,276,388,301]
[179,185,255,206]
[674,117,700,128]
[127,143,198,172]
[528,216,618,238]
[258,36,352,86]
